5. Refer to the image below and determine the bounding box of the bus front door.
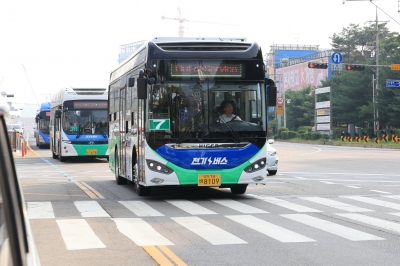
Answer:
[119,88,126,176]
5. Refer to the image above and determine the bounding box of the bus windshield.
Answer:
[148,81,265,144]
[39,111,50,134]
[63,109,108,135]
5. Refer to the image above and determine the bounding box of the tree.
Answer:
[285,85,315,130]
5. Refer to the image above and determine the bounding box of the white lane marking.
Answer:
[337,213,400,235]
[300,197,373,212]
[56,219,106,250]
[294,176,307,180]
[390,213,400,217]
[119,201,164,216]
[226,215,315,243]
[112,218,173,246]
[346,185,361,189]
[27,202,55,219]
[211,199,267,213]
[320,181,335,184]
[382,195,400,200]
[282,214,383,241]
[257,197,322,213]
[74,201,110,218]
[172,216,246,245]
[370,190,391,194]
[341,196,400,211]
[165,200,216,215]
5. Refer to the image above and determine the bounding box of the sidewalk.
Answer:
[277,139,400,149]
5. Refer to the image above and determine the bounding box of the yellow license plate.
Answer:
[198,174,221,187]
[86,149,98,155]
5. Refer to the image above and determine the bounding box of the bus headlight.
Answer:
[244,158,266,173]
[146,160,174,175]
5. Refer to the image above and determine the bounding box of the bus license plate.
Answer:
[198,174,221,187]
[86,149,98,155]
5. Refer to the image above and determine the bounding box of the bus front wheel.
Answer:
[230,184,247,194]
[135,181,151,196]
[114,153,127,185]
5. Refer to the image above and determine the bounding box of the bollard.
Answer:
[355,132,360,142]
[340,131,346,141]
[381,130,388,142]
[362,131,369,142]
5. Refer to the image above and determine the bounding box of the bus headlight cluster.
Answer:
[146,160,173,175]
[244,158,266,173]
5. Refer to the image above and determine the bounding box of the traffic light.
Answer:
[308,62,328,69]
[346,64,365,71]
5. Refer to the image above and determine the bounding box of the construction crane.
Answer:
[162,8,236,37]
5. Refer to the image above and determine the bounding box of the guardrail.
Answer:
[8,131,27,157]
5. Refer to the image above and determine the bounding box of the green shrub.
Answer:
[297,130,306,135]
[297,126,312,133]
[311,132,322,140]
[278,127,289,138]
[288,131,298,139]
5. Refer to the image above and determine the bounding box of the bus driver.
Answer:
[218,100,241,123]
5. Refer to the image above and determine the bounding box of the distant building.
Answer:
[265,44,332,93]
[118,41,146,64]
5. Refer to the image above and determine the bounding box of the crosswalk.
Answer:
[27,194,400,250]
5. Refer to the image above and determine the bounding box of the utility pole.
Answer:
[366,8,388,134]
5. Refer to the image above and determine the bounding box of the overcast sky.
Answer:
[1,0,399,106]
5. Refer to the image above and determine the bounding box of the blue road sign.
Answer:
[386,80,400,87]
[331,52,343,64]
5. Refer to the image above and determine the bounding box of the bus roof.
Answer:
[40,102,51,111]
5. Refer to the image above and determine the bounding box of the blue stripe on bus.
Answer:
[64,134,108,141]
[39,132,50,143]
[155,144,260,169]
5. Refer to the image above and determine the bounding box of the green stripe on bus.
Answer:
[166,162,250,185]
[73,144,108,156]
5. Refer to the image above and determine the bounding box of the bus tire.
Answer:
[135,182,151,196]
[114,152,127,185]
[59,155,66,162]
[52,151,57,159]
[230,184,247,194]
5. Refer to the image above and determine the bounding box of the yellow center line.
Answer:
[75,182,98,199]
[27,142,40,157]
[22,192,87,197]
[158,246,187,266]
[142,246,174,266]
[81,182,105,199]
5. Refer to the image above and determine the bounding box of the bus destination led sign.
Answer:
[170,63,243,78]
[73,101,108,109]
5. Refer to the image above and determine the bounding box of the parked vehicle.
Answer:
[266,139,278,175]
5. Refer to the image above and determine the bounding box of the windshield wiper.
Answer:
[176,110,203,144]
[217,112,241,143]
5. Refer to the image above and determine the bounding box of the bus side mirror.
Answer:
[128,77,135,87]
[267,86,277,107]
[35,117,38,123]
[137,77,147,100]
[55,110,61,118]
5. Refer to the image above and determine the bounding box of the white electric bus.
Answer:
[108,37,277,195]
[50,87,109,162]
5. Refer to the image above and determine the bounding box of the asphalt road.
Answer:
[14,119,400,266]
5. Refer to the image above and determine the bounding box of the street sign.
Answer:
[331,52,343,64]
[331,64,342,71]
[277,105,283,115]
[277,96,284,105]
[391,64,400,71]
[386,80,400,87]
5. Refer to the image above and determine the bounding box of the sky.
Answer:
[0,0,399,107]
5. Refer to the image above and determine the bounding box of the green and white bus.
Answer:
[108,37,277,195]
[50,87,109,162]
